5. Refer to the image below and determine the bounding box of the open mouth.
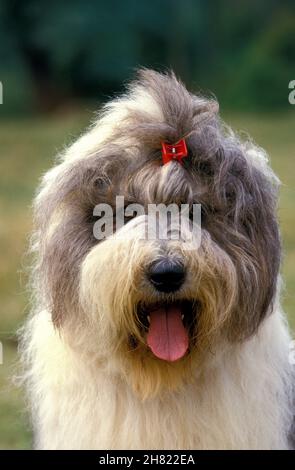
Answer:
[138,300,197,362]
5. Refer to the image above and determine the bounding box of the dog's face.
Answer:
[33,70,281,398]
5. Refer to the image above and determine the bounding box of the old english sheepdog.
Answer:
[20,69,294,449]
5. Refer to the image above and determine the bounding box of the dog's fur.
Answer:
[20,70,294,449]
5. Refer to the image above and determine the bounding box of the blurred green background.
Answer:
[0,0,294,449]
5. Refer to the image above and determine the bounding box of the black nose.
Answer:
[148,260,186,293]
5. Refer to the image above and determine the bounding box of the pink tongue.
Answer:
[147,306,189,362]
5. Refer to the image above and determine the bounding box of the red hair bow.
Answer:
[161,139,188,165]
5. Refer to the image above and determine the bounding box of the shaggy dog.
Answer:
[20,69,294,449]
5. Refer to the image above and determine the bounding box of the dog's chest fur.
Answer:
[26,309,292,450]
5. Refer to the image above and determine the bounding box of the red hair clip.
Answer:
[161,139,188,165]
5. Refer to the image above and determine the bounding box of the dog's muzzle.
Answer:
[133,259,195,363]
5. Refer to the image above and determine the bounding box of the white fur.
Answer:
[21,306,293,449]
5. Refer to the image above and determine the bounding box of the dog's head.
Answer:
[33,70,281,398]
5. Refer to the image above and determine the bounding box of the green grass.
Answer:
[0,341,31,449]
[0,110,294,449]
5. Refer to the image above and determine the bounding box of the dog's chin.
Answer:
[131,299,198,363]
[122,299,200,399]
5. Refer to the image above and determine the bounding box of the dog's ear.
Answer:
[32,148,125,326]
[186,108,281,340]
[221,145,281,340]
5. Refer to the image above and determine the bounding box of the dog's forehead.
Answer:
[118,158,196,206]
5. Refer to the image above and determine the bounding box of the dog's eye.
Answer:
[124,215,135,224]
[94,176,109,189]
[225,188,236,204]
[198,161,214,177]
[189,206,208,224]
[201,206,208,223]
[124,211,137,224]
